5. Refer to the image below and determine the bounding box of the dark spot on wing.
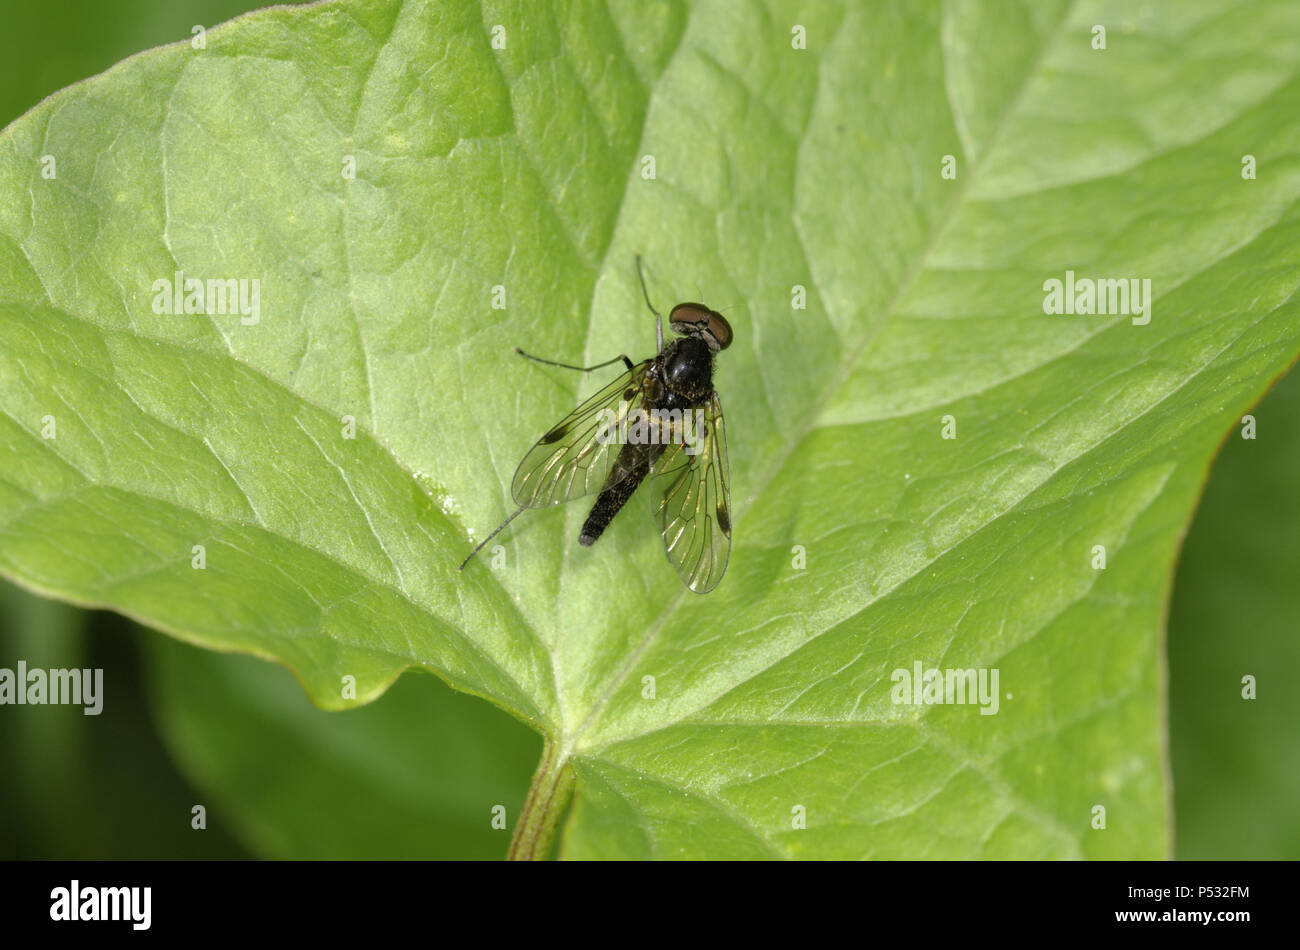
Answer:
[716,500,731,535]
[541,422,569,444]
[623,387,637,401]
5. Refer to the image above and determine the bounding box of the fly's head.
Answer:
[669,303,732,353]
[662,303,731,401]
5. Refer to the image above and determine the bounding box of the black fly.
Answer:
[460,256,733,593]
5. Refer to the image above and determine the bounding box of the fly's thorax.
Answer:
[658,337,714,404]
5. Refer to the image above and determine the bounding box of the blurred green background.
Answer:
[1,1,1296,860]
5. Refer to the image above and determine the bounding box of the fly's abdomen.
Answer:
[579,443,658,546]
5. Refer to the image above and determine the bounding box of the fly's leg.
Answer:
[515,348,634,373]
[459,505,526,570]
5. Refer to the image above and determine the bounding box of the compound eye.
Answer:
[670,304,732,350]
[669,303,710,329]
[707,311,732,350]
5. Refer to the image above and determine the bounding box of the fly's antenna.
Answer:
[636,253,663,352]
[459,505,526,571]
[635,254,661,316]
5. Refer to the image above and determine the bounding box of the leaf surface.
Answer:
[2,0,1300,857]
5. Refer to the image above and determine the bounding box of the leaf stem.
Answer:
[507,741,574,860]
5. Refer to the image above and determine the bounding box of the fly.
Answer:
[459,256,733,593]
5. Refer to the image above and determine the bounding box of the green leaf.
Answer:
[0,0,314,130]
[0,579,249,858]
[2,0,1299,858]
[0,581,95,856]
[143,633,540,859]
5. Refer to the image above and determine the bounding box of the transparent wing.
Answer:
[650,391,731,593]
[511,360,653,508]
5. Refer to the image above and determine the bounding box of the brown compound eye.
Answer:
[706,310,732,350]
[670,303,732,351]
